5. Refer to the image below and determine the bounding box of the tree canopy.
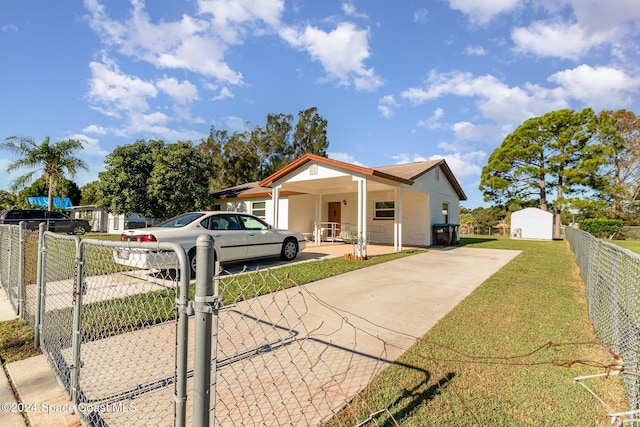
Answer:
[594,110,640,220]
[480,107,640,224]
[480,109,603,230]
[96,140,212,219]
[0,136,87,211]
[200,106,329,190]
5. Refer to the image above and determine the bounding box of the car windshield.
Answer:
[159,212,205,228]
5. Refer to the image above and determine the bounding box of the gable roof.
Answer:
[212,153,467,200]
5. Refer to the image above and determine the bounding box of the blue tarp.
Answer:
[26,197,74,209]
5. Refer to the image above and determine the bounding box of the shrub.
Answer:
[578,218,624,239]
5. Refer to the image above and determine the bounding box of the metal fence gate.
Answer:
[566,226,640,415]
[33,229,191,426]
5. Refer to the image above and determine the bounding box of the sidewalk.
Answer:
[0,245,519,426]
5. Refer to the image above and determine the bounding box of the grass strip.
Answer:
[12,250,422,350]
[0,319,41,365]
[328,237,628,426]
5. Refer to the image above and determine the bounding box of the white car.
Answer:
[115,211,306,277]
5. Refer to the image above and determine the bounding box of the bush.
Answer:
[578,218,624,239]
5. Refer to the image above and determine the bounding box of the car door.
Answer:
[238,214,280,258]
[46,211,70,233]
[204,214,248,261]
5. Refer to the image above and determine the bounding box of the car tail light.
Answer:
[120,234,157,242]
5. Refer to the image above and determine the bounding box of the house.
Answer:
[510,207,553,240]
[212,154,467,253]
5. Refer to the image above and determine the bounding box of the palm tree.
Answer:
[1,136,88,211]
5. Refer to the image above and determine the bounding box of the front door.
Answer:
[328,202,341,240]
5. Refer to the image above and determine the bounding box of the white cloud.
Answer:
[413,8,429,23]
[450,121,500,142]
[567,0,640,33]
[82,125,107,135]
[377,95,397,118]
[548,64,640,109]
[401,70,569,127]
[280,22,382,91]
[446,0,520,25]
[417,108,444,130]
[65,133,109,157]
[156,77,199,104]
[197,0,284,43]
[328,152,366,166]
[464,45,487,56]
[428,151,484,179]
[212,86,234,101]
[342,3,368,20]
[87,60,158,115]
[512,21,609,60]
[510,0,640,60]
[222,116,248,132]
[84,0,246,83]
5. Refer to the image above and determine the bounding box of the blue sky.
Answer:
[2,0,640,208]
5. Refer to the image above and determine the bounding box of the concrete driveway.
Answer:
[5,245,520,426]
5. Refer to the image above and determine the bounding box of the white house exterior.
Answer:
[510,207,553,240]
[212,154,467,251]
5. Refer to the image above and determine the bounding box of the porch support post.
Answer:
[271,186,280,228]
[314,194,322,246]
[394,188,403,251]
[356,178,368,258]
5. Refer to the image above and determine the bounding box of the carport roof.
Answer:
[212,153,467,200]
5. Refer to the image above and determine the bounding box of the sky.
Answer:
[2,0,640,208]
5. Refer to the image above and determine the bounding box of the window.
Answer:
[240,214,269,230]
[442,202,449,224]
[374,201,395,219]
[252,201,266,218]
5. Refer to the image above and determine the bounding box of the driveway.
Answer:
[7,245,520,426]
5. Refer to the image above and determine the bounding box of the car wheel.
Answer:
[187,248,217,278]
[188,248,197,279]
[73,226,86,235]
[280,238,298,261]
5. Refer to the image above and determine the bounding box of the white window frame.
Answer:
[374,201,395,219]
[252,201,266,218]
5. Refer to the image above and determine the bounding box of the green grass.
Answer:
[0,319,41,365]
[610,239,640,254]
[328,237,628,426]
[44,250,424,346]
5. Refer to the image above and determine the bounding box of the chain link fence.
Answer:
[25,229,190,426]
[0,224,24,315]
[0,224,41,322]
[16,227,401,425]
[208,272,392,426]
[566,226,640,414]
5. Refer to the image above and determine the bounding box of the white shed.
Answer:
[510,207,553,240]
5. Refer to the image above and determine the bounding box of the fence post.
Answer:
[33,223,46,349]
[17,222,25,317]
[175,242,191,427]
[193,235,217,427]
[70,237,84,404]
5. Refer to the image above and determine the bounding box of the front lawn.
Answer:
[329,236,627,426]
[611,239,640,254]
